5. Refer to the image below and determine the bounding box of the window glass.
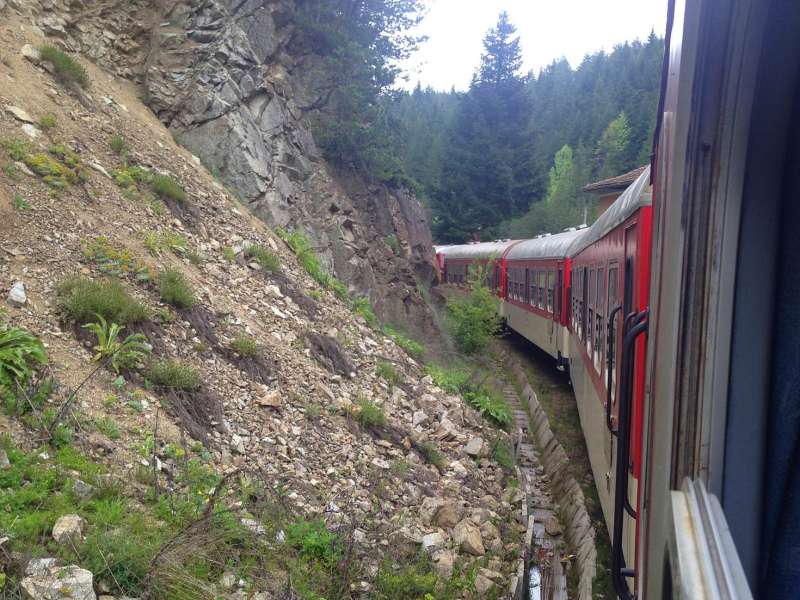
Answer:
[547,271,555,313]
[595,267,605,371]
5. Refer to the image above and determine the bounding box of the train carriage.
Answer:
[435,240,520,294]
[502,229,585,364]
[566,167,653,590]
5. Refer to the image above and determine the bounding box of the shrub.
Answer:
[244,244,280,272]
[82,314,151,373]
[38,45,89,88]
[58,277,149,325]
[425,364,470,394]
[355,395,386,429]
[383,325,424,360]
[230,336,258,357]
[82,236,150,280]
[143,231,187,257]
[110,134,128,157]
[445,263,501,354]
[285,519,341,566]
[152,174,187,203]
[38,114,57,130]
[463,386,512,428]
[2,138,29,161]
[158,269,195,309]
[384,234,402,256]
[0,327,47,393]
[112,166,152,189]
[145,360,201,391]
[376,360,402,386]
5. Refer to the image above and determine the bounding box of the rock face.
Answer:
[33,0,439,337]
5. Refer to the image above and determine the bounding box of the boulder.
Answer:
[8,281,27,307]
[474,573,495,597]
[431,549,455,578]
[421,532,445,553]
[433,500,462,529]
[0,448,9,469]
[257,389,281,408]
[20,564,96,600]
[6,106,34,123]
[72,480,95,501]
[52,515,85,545]
[545,515,563,536]
[452,519,485,556]
[465,436,487,457]
[21,44,40,63]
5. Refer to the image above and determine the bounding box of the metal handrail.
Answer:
[611,308,649,600]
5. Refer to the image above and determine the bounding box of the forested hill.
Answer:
[388,18,664,243]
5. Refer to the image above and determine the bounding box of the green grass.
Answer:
[352,296,379,329]
[158,269,195,309]
[244,244,280,272]
[418,440,446,471]
[152,174,187,203]
[12,192,30,210]
[490,437,514,471]
[38,45,89,88]
[58,276,149,325]
[39,114,57,130]
[145,360,201,391]
[355,396,386,429]
[222,246,236,262]
[230,335,258,357]
[93,415,121,440]
[383,325,425,360]
[376,360,402,386]
[425,363,471,394]
[110,134,129,157]
[275,228,349,300]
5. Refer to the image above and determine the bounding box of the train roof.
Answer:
[568,165,652,256]
[434,240,518,260]
[506,229,587,261]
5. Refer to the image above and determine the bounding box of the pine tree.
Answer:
[595,112,632,179]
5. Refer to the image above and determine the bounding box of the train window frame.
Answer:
[538,271,545,309]
[595,266,605,372]
[547,271,555,313]
[588,268,596,356]
[607,265,619,405]
[530,269,536,307]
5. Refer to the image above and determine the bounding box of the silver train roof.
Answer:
[567,165,652,256]
[506,229,587,261]
[434,239,518,260]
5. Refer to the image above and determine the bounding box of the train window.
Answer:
[595,267,604,372]
[588,269,596,355]
[538,271,545,308]
[529,270,536,306]
[607,267,618,404]
[547,271,555,313]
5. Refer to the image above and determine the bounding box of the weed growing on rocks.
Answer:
[58,277,149,326]
[110,133,129,158]
[12,192,30,210]
[152,174,187,203]
[418,440,446,471]
[146,360,202,391]
[158,269,195,309]
[352,296,379,329]
[82,315,150,373]
[376,360,402,386]
[383,325,424,360]
[230,336,258,357]
[39,114,57,130]
[38,45,89,89]
[355,395,386,429]
[244,244,280,272]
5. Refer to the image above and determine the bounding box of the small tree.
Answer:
[445,262,501,354]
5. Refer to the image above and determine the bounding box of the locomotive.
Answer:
[436,1,800,597]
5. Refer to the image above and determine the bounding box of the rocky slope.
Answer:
[8,0,440,339]
[0,9,522,600]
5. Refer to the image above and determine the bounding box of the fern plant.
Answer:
[0,327,47,392]
[82,314,150,373]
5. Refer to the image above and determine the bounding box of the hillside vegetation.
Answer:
[0,15,524,600]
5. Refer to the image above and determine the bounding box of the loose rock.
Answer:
[52,515,85,545]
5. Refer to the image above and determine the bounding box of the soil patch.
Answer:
[179,305,220,347]
[304,332,354,376]
[160,387,224,445]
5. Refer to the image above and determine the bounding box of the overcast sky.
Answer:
[400,0,668,91]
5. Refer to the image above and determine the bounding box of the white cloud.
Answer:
[400,0,667,91]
